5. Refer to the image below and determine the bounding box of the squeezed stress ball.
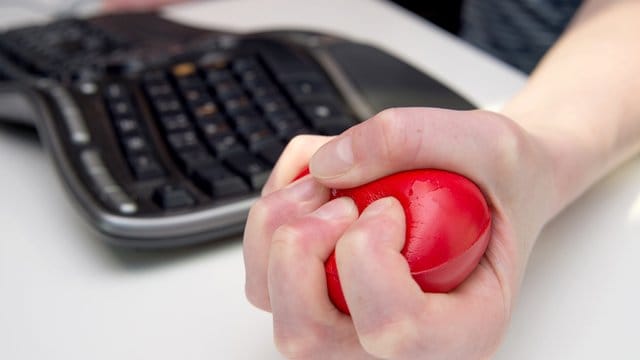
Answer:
[296,168,492,314]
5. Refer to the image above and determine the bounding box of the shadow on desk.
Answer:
[106,234,242,270]
[0,121,40,143]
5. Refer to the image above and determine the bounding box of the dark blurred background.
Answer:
[391,1,465,34]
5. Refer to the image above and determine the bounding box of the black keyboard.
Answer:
[0,12,473,247]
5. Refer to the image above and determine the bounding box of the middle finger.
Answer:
[243,176,330,311]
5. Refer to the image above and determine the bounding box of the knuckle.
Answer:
[375,107,400,124]
[249,190,301,230]
[338,216,401,257]
[247,196,275,226]
[273,330,322,359]
[368,108,412,165]
[244,282,270,311]
[335,227,368,258]
[270,223,306,257]
[382,108,430,165]
[243,201,276,311]
[375,109,401,159]
[358,316,421,358]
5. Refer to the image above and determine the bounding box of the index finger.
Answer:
[261,135,333,196]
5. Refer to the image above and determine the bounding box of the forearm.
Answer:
[502,0,640,219]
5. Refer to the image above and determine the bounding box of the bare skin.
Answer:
[242,0,640,358]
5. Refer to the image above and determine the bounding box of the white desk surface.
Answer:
[1,0,639,359]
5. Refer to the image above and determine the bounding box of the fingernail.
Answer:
[312,197,357,221]
[283,176,320,200]
[360,197,399,219]
[309,135,353,179]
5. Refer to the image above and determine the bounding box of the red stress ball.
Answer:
[296,169,492,314]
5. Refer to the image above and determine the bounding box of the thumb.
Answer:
[308,107,508,190]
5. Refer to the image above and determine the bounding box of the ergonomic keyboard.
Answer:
[0,12,473,247]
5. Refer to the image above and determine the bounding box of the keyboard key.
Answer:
[176,75,205,90]
[172,62,197,77]
[160,112,192,132]
[300,102,355,132]
[231,57,260,73]
[248,85,278,100]
[237,67,272,90]
[225,151,271,190]
[122,135,149,154]
[258,140,285,165]
[206,69,233,83]
[190,100,220,118]
[152,96,183,114]
[213,80,244,100]
[197,115,233,137]
[238,68,269,85]
[114,116,140,135]
[152,184,195,209]
[240,126,277,151]
[104,83,127,100]
[266,112,307,138]
[229,111,262,130]
[301,102,340,122]
[192,165,250,198]
[145,82,174,97]
[142,70,167,84]
[244,76,278,98]
[284,78,333,102]
[167,130,201,151]
[199,53,229,70]
[128,153,164,180]
[255,94,290,115]
[108,99,134,117]
[175,148,217,175]
[223,96,254,116]
[182,87,212,104]
[206,133,245,158]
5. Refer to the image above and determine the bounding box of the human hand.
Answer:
[243,108,556,359]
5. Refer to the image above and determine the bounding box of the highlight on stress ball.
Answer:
[294,168,492,315]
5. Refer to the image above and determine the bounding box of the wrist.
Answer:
[484,107,569,269]
[501,97,617,220]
